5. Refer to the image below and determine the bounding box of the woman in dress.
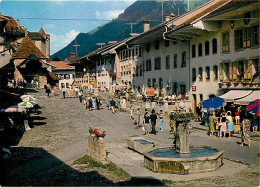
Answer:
[219,113,227,137]
[226,111,234,137]
[241,118,251,147]
[208,113,215,136]
[88,97,93,111]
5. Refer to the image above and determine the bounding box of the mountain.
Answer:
[51,0,208,60]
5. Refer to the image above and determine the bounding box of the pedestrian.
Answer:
[110,98,116,114]
[136,107,142,129]
[130,105,134,120]
[96,97,100,110]
[75,87,79,98]
[144,112,151,136]
[92,97,96,110]
[208,112,215,136]
[35,81,39,89]
[235,108,241,125]
[31,79,34,88]
[53,86,57,96]
[226,111,234,137]
[46,84,51,98]
[12,79,16,88]
[121,98,126,112]
[115,98,120,112]
[89,97,93,111]
[150,109,158,135]
[62,87,66,99]
[252,115,258,133]
[107,97,111,110]
[78,89,83,103]
[83,98,87,109]
[219,113,227,137]
[241,118,251,147]
[159,110,164,131]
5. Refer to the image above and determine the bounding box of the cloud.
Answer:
[50,29,80,55]
[96,9,124,20]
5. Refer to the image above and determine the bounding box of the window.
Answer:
[212,38,217,54]
[238,60,245,77]
[152,78,156,88]
[235,29,243,50]
[205,66,210,80]
[140,65,143,76]
[192,44,196,58]
[180,84,186,95]
[139,47,142,57]
[198,43,202,57]
[165,40,170,47]
[154,57,161,70]
[155,40,159,50]
[146,59,151,71]
[243,27,251,48]
[181,52,186,67]
[61,83,65,88]
[159,78,163,89]
[252,25,259,47]
[146,44,150,52]
[192,68,196,82]
[66,83,69,88]
[173,54,177,68]
[205,41,209,55]
[135,67,139,76]
[213,66,218,80]
[222,32,229,52]
[198,67,203,81]
[72,74,75,79]
[147,78,151,87]
[224,62,229,80]
[166,55,170,69]
[132,49,134,57]
[252,58,259,77]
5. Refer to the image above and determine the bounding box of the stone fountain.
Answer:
[143,112,224,175]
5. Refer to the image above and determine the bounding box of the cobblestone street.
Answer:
[3,89,260,186]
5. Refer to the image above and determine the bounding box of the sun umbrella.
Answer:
[202,97,225,111]
[20,95,34,100]
[246,99,260,116]
[113,83,120,86]
[4,105,26,112]
[18,101,38,109]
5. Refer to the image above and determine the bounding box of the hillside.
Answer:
[51,0,208,60]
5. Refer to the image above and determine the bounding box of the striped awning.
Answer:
[219,90,253,102]
[234,91,260,105]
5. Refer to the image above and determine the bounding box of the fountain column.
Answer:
[175,120,191,154]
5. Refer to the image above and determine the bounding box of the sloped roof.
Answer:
[28,32,45,40]
[81,44,112,60]
[12,36,47,59]
[39,27,46,37]
[48,71,59,81]
[65,56,80,63]
[48,61,75,70]
[4,17,25,34]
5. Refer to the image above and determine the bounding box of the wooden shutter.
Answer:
[243,29,247,48]
[219,63,223,81]
[248,60,252,79]
[244,60,248,79]
[229,62,233,80]
[247,27,251,47]
[233,61,238,79]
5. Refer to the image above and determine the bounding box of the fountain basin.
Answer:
[144,146,224,175]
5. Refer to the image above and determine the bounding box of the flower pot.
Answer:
[99,137,104,140]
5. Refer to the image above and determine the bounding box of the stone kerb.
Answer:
[88,135,106,162]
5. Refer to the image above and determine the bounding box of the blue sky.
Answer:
[0,0,135,55]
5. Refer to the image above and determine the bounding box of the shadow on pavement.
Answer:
[1,147,164,186]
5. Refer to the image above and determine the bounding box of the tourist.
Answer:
[219,113,227,137]
[159,110,164,131]
[35,81,39,90]
[96,97,100,110]
[100,99,103,109]
[136,107,142,129]
[78,89,83,103]
[235,108,241,125]
[252,115,258,133]
[92,97,96,110]
[46,84,51,98]
[144,112,151,136]
[83,98,86,109]
[107,97,111,110]
[208,112,215,136]
[226,111,234,137]
[62,87,66,99]
[150,109,158,135]
[110,98,116,114]
[12,79,16,88]
[241,117,251,147]
[115,98,120,112]
[89,97,93,111]
[130,105,134,120]
[53,86,57,96]
[121,98,126,112]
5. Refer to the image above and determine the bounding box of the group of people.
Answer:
[106,97,127,114]
[134,108,164,136]
[82,95,103,111]
[61,87,79,99]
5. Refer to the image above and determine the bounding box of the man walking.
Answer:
[150,109,158,135]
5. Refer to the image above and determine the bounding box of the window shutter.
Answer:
[248,60,252,79]
[229,62,233,80]
[247,27,251,47]
[243,29,247,48]
[233,61,237,79]
[219,63,223,81]
[244,60,248,79]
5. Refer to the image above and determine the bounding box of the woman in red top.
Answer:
[235,108,241,125]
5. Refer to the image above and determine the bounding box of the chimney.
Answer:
[17,19,20,27]
[143,20,150,32]
[70,52,75,57]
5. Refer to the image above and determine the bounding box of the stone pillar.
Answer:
[175,122,190,154]
[88,136,106,162]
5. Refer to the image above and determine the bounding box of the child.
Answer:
[159,110,164,131]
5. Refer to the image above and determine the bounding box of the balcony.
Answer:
[219,80,260,89]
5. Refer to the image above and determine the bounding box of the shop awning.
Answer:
[219,90,253,102]
[234,91,260,105]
